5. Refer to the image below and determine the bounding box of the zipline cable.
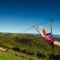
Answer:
[8,13,60,33]
[21,14,60,33]
[21,20,50,33]
[8,18,25,32]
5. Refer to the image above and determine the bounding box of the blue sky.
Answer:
[0,0,60,34]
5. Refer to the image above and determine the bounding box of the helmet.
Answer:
[43,29,47,33]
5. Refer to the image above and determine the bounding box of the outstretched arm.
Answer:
[33,26,45,38]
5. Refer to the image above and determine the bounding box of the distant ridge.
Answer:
[0,32,10,34]
[35,34,60,38]
[0,32,60,38]
[54,35,60,38]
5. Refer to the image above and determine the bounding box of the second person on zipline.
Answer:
[33,26,60,46]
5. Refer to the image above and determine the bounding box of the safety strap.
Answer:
[50,18,54,49]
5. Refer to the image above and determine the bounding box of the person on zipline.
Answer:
[33,25,60,46]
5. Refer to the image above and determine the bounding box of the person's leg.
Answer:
[53,41,60,46]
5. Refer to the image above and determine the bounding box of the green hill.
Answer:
[0,33,60,60]
[0,51,24,60]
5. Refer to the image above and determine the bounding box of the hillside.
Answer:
[0,33,60,60]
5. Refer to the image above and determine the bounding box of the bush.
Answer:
[12,47,20,51]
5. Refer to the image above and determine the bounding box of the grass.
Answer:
[0,50,41,60]
[0,51,24,60]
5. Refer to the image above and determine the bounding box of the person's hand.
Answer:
[32,26,36,28]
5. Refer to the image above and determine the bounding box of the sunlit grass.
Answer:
[0,50,40,60]
[0,51,24,60]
